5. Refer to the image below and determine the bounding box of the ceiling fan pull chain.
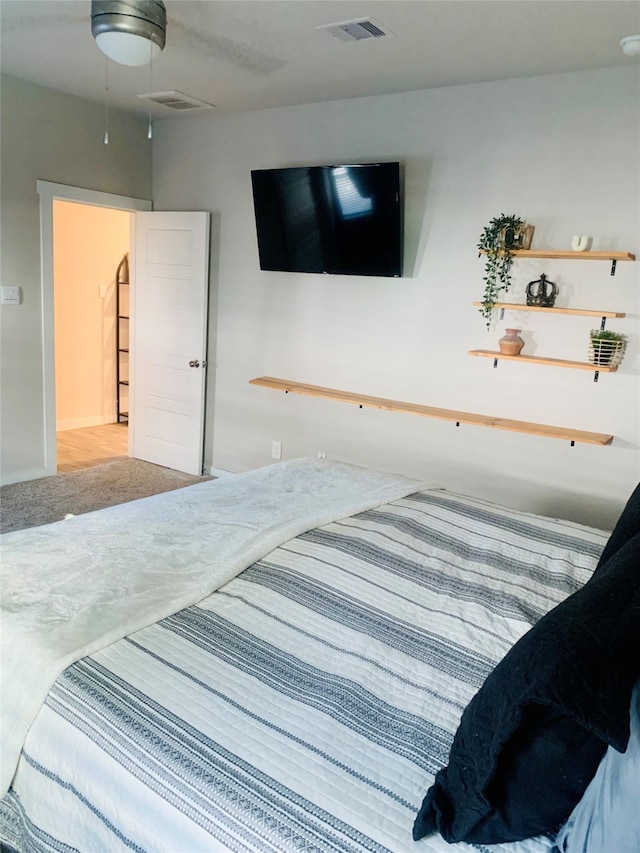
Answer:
[103,56,110,145]
[147,40,154,140]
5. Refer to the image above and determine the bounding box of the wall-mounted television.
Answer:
[250,162,402,277]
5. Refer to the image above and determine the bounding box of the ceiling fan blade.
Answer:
[168,17,286,74]
[0,13,89,34]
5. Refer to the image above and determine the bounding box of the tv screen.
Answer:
[250,162,402,277]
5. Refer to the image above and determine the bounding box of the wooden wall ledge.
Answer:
[478,249,635,261]
[469,350,618,372]
[249,377,613,446]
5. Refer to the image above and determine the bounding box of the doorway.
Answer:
[37,181,152,478]
[53,200,131,472]
[39,183,210,479]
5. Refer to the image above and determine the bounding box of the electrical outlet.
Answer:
[317,451,326,459]
[271,440,282,460]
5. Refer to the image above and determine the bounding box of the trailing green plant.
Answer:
[477,214,525,327]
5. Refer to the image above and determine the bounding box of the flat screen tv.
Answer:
[250,162,402,277]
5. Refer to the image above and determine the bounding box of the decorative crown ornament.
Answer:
[526,274,558,308]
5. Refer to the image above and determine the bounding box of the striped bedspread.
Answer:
[0,488,607,853]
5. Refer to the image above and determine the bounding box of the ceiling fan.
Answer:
[91,0,167,66]
[1,0,285,75]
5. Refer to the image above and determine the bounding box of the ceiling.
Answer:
[1,1,639,118]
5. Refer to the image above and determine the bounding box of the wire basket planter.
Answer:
[588,332,627,368]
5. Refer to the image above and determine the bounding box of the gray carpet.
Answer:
[0,459,213,534]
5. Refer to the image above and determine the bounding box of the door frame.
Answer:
[37,181,151,477]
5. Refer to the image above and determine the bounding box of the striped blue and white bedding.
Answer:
[0,487,607,853]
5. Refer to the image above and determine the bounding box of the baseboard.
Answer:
[209,466,235,477]
[57,415,118,431]
[0,466,51,487]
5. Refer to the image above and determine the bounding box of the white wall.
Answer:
[0,75,151,483]
[152,65,639,529]
[53,201,130,430]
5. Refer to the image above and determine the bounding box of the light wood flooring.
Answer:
[57,422,129,473]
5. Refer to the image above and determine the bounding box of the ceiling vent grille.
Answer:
[138,91,215,111]
[316,18,392,42]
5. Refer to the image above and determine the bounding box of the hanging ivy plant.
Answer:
[477,214,525,327]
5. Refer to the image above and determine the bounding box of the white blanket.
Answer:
[0,458,424,796]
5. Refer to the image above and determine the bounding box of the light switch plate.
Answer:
[1,286,21,305]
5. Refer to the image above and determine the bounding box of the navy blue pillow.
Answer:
[594,482,640,571]
[413,485,640,845]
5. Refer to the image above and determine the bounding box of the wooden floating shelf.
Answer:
[468,350,617,373]
[479,249,635,261]
[472,302,626,318]
[249,376,613,446]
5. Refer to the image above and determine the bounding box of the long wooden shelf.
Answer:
[479,249,635,261]
[469,350,617,373]
[249,376,613,446]
[472,302,626,318]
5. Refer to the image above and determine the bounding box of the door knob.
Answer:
[189,359,200,368]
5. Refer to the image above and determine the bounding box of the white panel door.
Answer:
[132,211,210,475]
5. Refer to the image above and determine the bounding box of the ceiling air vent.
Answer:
[316,18,392,42]
[138,90,215,111]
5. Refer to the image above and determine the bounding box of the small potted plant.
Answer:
[588,329,627,367]
[477,214,534,327]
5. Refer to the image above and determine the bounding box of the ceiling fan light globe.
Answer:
[95,31,161,66]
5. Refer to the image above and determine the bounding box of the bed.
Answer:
[1,458,638,853]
